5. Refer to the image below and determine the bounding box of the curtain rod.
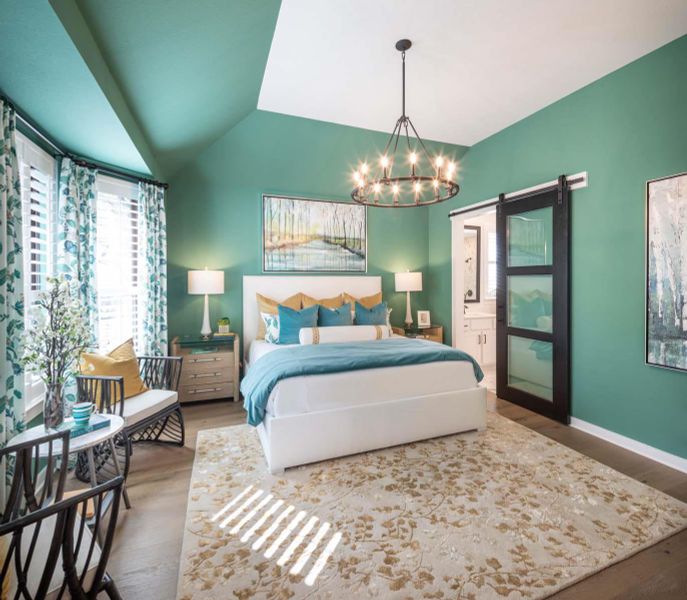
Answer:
[448,171,587,218]
[2,92,168,190]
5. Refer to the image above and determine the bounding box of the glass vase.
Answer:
[43,384,64,430]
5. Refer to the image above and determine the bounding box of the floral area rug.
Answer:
[177,412,687,599]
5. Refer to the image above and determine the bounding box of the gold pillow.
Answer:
[256,292,302,339]
[343,291,383,309]
[301,293,344,309]
[80,339,148,400]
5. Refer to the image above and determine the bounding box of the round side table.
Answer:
[10,414,131,509]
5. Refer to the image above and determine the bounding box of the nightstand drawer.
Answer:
[180,381,234,402]
[180,369,233,387]
[183,353,233,373]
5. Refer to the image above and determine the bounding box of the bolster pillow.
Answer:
[299,325,391,345]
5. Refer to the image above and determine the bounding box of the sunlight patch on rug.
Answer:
[177,412,687,599]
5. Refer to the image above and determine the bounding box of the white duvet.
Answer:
[247,340,479,418]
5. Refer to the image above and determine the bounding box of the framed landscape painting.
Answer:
[263,195,367,272]
[646,172,687,372]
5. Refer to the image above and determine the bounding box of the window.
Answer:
[486,231,497,299]
[16,132,57,409]
[95,176,140,352]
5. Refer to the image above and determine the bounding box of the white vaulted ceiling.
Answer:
[258,0,687,146]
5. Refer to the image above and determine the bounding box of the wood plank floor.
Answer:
[99,395,687,599]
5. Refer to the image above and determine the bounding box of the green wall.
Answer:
[428,35,687,458]
[167,110,467,345]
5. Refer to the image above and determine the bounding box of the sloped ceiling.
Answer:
[0,0,149,174]
[74,0,281,177]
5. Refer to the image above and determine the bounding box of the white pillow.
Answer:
[299,325,391,345]
[261,312,280,344]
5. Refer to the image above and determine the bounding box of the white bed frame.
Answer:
[243,275,487,474]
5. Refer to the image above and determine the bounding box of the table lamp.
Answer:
[395,271,423,328]
[188,268,224,339]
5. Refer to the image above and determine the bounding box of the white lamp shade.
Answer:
[188,270,224,295]
[395,271,422,293]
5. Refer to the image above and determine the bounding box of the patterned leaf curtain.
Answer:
[137,182,168,355]
[0,99,25,507]
[57,157,99,348]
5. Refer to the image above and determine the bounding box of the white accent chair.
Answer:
[75,356,184,483]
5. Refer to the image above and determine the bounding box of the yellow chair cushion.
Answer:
[256,293,302,339]
[301,293,344,309]
[80,339,148,400]
[343,291,383,309]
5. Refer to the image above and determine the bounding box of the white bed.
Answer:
[243,275,487,474]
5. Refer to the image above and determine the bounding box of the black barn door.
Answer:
[496,176,570,423]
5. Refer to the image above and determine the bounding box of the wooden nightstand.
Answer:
[392,325,444,344]
[171,334,240,403]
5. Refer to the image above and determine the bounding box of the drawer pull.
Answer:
[189,372,221,379]
[190,357,221,363]
[189,387,223,395]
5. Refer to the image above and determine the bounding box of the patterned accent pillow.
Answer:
[255,292,302,340]
[261,312,280,344]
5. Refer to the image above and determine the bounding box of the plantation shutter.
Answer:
[16,132,57,409]
[18,141,54,306]
[95,175,140,352]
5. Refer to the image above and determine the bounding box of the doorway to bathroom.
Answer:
[458,210,498,394]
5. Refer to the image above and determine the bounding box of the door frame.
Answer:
[495,176,570,423]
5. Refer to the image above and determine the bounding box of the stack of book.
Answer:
[213,331,234,339]
[59,414,111,439]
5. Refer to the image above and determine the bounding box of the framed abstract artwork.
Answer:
[646,172,687,372]
[263,195,367,272]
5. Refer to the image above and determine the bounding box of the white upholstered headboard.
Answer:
[242,275,382,362]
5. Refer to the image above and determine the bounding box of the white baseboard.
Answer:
[570,417,687,474]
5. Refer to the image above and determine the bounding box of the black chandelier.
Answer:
[351,39,459,208]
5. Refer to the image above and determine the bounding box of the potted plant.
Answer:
[22,277,91,429]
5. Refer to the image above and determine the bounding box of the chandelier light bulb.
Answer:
[360,163,369,175]
[392,183,400,195]
[432,179,439,189]
[414,181,421,194]
[353,171,361,183]
[409,152,417,164]
[380,155,390,168]
[373,182,381,193]
[447,161,456,174]
[435,156,444,169]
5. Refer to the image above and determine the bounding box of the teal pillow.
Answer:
[355,301,388,326]
[318,303,353,327]
[277,304,318,344]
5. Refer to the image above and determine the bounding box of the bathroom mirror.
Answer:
[464,225,481,303]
